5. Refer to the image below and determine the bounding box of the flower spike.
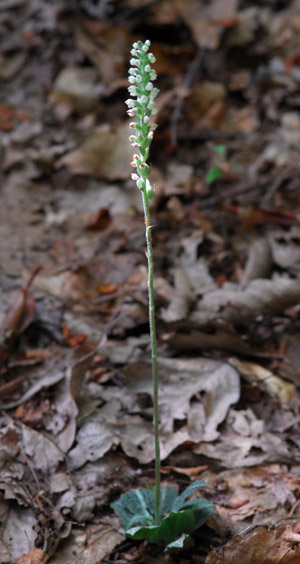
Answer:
[127,39,158,199]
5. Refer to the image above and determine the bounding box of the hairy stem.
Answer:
[142,189,161,525]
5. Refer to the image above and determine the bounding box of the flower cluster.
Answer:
[125,40,159,200]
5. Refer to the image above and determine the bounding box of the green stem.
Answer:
[142,189,161,526]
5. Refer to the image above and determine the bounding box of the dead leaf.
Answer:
[84,208,111,230]
[59,123,133,180]
[63,323,86,347]
[68,357,240,466]
[51,66,100,112]
[195,431,292,469]
[241,237,272,287]
[160,267,194,322]
[214,464,300,528]
[268,228,300,268]
[14,548,45,564]
[230,359,297,405]
[52,525,123,564]
[191,276,300,324]
[75,21,127,85]
[175,0,238,49]
[0,266,41,367]
[0,539,10,563]
[205,525,300,563]
[98,282,119,295]
[22,424,64,473]
[2,507,37,563]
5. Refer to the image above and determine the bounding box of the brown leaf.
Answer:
[191,276,300,324]
[59,122,133,180]
[14,548,45,564]
[175,0,238,49]
[84,208,111,231]
[205,525,300,563]
[0,266,41,366]
[98,282,119,295]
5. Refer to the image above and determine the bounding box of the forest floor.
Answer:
[1,0,300,562]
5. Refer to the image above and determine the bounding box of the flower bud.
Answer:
[146,179,154,199]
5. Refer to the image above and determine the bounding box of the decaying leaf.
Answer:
[213,464,300,529]
[205,525,300,563]
[14,548,45,564]
[160,267,194,322]
[22,424,64,473]
[241,236,272,287]
[2,507,37,563]
[52,525,123,564]
[195,430,293,469]
[51,66,100,112]
[230,359,297,405]
[59,123,133,180]
[191,276,300,324]
[175,0,238,49]
[69,357,240,466]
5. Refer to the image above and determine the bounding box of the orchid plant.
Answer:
[111,39,214,550]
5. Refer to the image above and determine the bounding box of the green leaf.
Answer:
[171,480,206,512]
[165,533,193,552]
[214,144,226,155]
[206,166,223,184]
[126,502,214,546]
[111,488,155,529]
[160,484,178,516]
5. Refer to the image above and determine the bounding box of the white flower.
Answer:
[135,74,142,82]
[129,68,136,75]
[131,173,139,180]
[127,108,137,116]
[129,122,136,128]
[145,64,151,73]
[128,76,136,84]
[145,82,153,91]
[150,70,157,80]
[125,99,135,107]
[150,87,159,99]
[148,53,156,63]
[133,42,139,50]
[130,48,137,56]
[142,43,149,52]
[130,58,140,67]
[143,116,150,124]
[129,135,136,142]
[128,85,137,96]
[145,39,151,48]
[139,95,148,104]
